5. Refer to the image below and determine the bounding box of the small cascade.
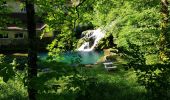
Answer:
[77,20,118,52]
[77,28,105,51]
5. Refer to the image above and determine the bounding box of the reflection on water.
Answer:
[39,51,104,64]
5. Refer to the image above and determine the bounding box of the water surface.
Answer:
[39,51,104,64]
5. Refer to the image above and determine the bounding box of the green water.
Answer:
[39,51,104,64]
[61,51,104,64]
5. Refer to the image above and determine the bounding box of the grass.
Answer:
[77,64,147,100]
[0,54,148,100]
[0,63,148,100]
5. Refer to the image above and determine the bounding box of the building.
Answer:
[0,1,53,52]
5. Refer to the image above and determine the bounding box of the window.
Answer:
[0,34,8,39]
[15,33,24,39]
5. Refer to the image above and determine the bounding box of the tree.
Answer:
[159,0,170,63]
[90,0,170,99]
[35,0,94,58]
[0,0,10,28]
[26,0,37,99]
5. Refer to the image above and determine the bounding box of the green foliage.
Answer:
[0,0,10,28]
[0,0,20,29]
[37,74,89,100]
[0,55,16,82]
[35,60,90,100]
[36,1,74,55]
[88,1,170,99]
[119,42,170,99]
[0,55,27,99]
[35,0,96,55]
[75,64,147,100]
[88,0,160,50]
[1,0,170,99]
[0,77,27,99]
[0,58,148,100]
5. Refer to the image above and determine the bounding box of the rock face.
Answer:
[77,28,105,51]
[103,49,118,62]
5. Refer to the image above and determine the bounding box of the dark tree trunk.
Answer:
[26,0,37,100]
[159,0,169,62]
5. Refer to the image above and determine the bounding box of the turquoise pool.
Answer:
[39,51,104,64]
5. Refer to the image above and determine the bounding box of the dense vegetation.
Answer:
[1,0,170,100]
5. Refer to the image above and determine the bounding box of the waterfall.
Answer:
[77,20,117,51]
[77,28,105,51]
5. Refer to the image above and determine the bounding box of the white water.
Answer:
[77,28,105,51]
[77,20,117,52]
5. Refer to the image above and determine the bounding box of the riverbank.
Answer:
[97,48,118,63]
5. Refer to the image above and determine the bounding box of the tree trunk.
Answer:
[159,0,170,62]
[26,0,37,100]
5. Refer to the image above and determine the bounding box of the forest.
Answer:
[0,0,170,100]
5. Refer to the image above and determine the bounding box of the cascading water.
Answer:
[77,28,105,51]
[77,20,117,51]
